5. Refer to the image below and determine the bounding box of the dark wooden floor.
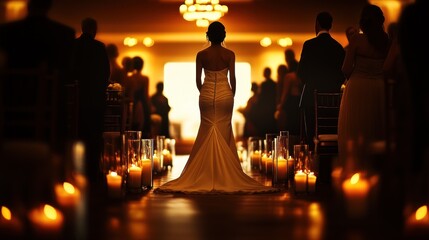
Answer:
[80,151,414,240]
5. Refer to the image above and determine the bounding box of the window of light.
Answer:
[164,62,251,140]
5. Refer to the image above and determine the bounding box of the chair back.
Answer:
[313,90,342,155]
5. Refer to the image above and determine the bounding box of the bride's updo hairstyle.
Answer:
[206,21,226,44]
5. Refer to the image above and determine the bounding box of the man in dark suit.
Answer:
[71,17,110,182]
[297,11,345,150]
[0,0,76,154]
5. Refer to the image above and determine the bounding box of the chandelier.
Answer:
[179,0,228,28]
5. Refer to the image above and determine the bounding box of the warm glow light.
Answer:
[143,37,155,47]
[277,37,293,47]
[260,37,272,47]
[6,1,26,21]
[63,182,75,194]
[43,205,58,220]
[124,37,138,47]
[1,206,12,221]
[350,173,360,184]
[179,0,228,27]
[416,205,428,221]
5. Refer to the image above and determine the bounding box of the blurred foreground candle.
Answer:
[106,171,122,198]
[294,170,307,192]
[28,204,64,237]
[55,182,80,208]
[162,149,172,167]
[0,206,23,237]
[342,173,369,218]
[405,205,429,238]
[308,172,317,193]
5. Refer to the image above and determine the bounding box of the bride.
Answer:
[155,21,277,194]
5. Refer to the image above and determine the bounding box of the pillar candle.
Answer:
[307,172,317,192]
[276,156,287,181]
[342,173,370,218]
[128,165,142,189]
[287,156,294,178]
[251,150,261,168]
[141,158,152,187]
[153,153,161,172]
[264,155,273,175]
[294,170,307,192]
[106,172,122,198]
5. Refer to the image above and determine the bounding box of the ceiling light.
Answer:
[179,0,228,28]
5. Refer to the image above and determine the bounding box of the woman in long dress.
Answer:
[338,4,390,172]
[155,22,277,194]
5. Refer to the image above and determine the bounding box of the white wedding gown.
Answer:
[156,68,277,194]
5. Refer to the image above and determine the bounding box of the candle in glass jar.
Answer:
[307,172,317,192]
[342,173,370,218]
[28,204,64,237]
[141,158,152,187]
[287,156,294,176]
[294,170,307,192]
[106,171,122,198]
[162,149,172,166]
[153,153,161,172]
[128,165,142,189]
[251,150,261,168]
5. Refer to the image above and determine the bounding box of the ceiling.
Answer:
[48,0,370,43]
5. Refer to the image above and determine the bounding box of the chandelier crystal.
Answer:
[179,0,228,27]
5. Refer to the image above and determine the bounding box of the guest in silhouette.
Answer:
[251,67,278,137]
[106,43,126,85]
[126,56,151,138]
[297,11,346,150]
[238,82,259,139]
[276,64,288,105]
[338,4,389,171]
[0,0,75,154]
[276,49,301,137]
[150,81,171,138]
[71,17,110,182]
[397,0,429,207]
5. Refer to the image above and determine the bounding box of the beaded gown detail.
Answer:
[156,68,276,194]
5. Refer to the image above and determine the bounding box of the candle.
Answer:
[162,149,172,166]
[404,205,429,238]
[251,150,261,169]
[55,182,80,208]
[28,204,64,237]
[0,206,23,237]
[128,165,142,189]
[287,156,294,179]
[276,156,287,181]
[73,142,85,174]
[342,173,370,218]
[264,155,273,175]
[141,158,152,187]
[307,172,317,192]
[153,153,161,173]
[106,172,122,198]
[294,170,307,192]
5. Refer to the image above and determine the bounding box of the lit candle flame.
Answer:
[63,182,75,194]
[110,171,118,177]
[415,205,428,221]
[350,173,360,184]
[1,206,12,221]
[43,204,57,220]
